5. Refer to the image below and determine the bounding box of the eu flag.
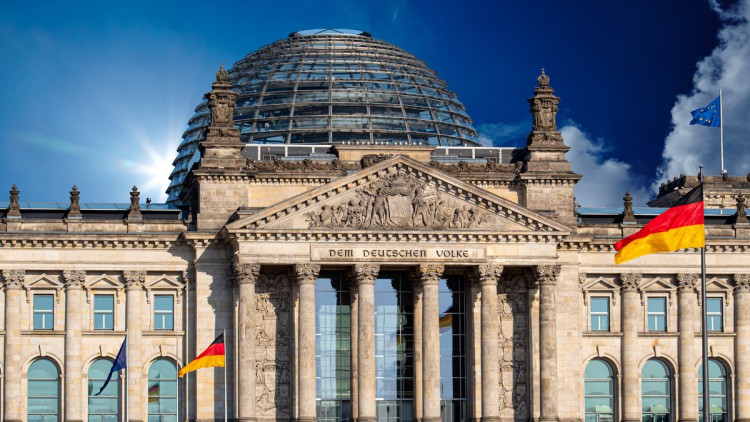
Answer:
[690,96,721,127]
[94,336,127,396]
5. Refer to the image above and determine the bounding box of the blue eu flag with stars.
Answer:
[690,96,721,127]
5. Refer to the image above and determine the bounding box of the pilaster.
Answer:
[124,270,146,422]
[475,265,503,422]
[735,274,750,422]
[532,265,560,422]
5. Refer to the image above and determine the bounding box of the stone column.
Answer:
[420,265,444,422]
[533,265,560,422]
[619,273,642,422]
[64,270,86,422]
[350,282,360,422]
[234,262,260,422]
[475,265,503,422]
[124,271,146,422]
[3,270,25,422]
[468,275,483,422]
[678,274,699,422]
[410,272,423,422]
[735,274,750,422]
[295,264,321,422]
[354,264,379,422]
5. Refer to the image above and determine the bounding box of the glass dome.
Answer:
[167,29,481,202]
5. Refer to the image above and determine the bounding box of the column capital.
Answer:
[233,262,260,286]
[352,264,379,286]
[123,271,146,290]
[619,273,642,291]
[735,274,750,292]
[677,273,700,292]
[473,264,503,286]
[418,264,444,286]
[1,269,25,290]
[63,270,86,290]
[294,264,321,285]
[532,265,560,286]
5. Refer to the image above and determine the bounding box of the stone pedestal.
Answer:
[534,265,559,422]
[475,265,502,422]
[64,270,86,422]
[619,273,641,422]
[295,264,321,422]
[678,274,699,422]
[125,271,146,422]
[420,265,444,422]
[3,270,24,422]
[735,274,750,422]
[235,262,260,422]
[354,264,379,422]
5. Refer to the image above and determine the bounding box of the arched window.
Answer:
[642,359,671,422]
[28,358,60,422]
[148,358,178,422]
[88,358,120,421]
[584,359,614,422]
[698,359,728,422]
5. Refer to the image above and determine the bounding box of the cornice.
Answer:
[0,233,185,249]
[559,237,750,253]
[229,230,566,243]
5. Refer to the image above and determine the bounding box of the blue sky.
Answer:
[1,0,747,206]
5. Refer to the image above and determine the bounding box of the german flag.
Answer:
[178,333,225,378]
[614,185,705,264]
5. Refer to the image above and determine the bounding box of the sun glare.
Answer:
[119,135,177,203]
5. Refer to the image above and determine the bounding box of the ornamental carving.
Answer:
[531,265,560,286]
[127,186,142,220]
[677,274,700,292]
[246,158,357,173]
[293,264,321,284]
[362,154,395,167]
[304,172,495,230]
[735,274,750,292]
[619,273,642,291]
[7,184,21,217]
[255,273,292,418]
[497,275,529,418]
[736,193,748,224]
[63,270,86,289]
[474,265,503,286]
[352,264,380,285]
[429,160,522,174]
[233,262,260,286]
[2,269,25,289]
[67,185,82,218]
[123,271,146,289]
[418,264,444,285]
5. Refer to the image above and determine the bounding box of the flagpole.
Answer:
[720,89,725,174]
[176,331,180,422]
[699,168,710,422]
[224,328,228,422]
[125,330,129,422]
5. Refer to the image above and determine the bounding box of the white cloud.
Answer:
[562,124,649,207]
[476,122,527,147]
[655,0,750,190]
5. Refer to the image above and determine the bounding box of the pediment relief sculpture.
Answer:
[304,172,497,230]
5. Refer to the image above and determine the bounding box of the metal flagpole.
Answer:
[699,168,710,422]
[720,89,725,175]
[125,330,129,422]
[176,331,180,422]
[224,328,228,422]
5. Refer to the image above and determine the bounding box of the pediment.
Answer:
[144,274,184,304]
[227,156,570,240]
[85,274,124,290]
[582,277,620,292]
[706,277,732,292]
[640,277,676,292]
[25,273,64,290]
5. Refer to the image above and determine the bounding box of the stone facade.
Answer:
[1,67,749,422]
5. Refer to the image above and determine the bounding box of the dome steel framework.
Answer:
[168,29,481,202]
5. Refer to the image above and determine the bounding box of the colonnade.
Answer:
[232,262,562,422]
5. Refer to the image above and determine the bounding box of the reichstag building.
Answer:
[2,28,749,422]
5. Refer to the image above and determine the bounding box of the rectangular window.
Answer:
[590,297,610,332]
[33,294,54,330]
[154,295,174,330]
[707,297,723,332]
[647,297,667,332]
[94,294,115,330]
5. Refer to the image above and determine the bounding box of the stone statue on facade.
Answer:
[622,191,636,223]
[736,193,748,224]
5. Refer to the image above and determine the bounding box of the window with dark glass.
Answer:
[642,359,671,422]
[28,358,60,422]
[316,272,352,422]
[584,359,614,422]
[647,297,667,332]
[590,297,610,332]
[94,294,114,330]
[33,294,54,330]
[706,298,723,332]
[89,358,120,421]
[698,359,728,422]
[375,272,414,422]
[148,359,178,422]
[154,295,174,330]
[439,276,467,422]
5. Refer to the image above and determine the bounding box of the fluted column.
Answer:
[533,265,560,422]
[350,282,360,422]
[235,262,260,422]
[410,272,423,422]
[3,270,25,422]
[295,264,321,422]
[475,265,503,422]
[735,274,750,421]
[619,273,642,422]
[64,270,86,422]
[125,271,146,422]
[420,265,444,422]
[354,264,379,422]
[678,274,699,422]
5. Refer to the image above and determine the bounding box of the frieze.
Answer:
[235,231,563,244]
[304,172,497,230]
[311,245,486,262]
